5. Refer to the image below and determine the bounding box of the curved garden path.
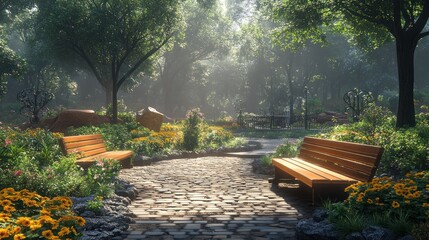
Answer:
[118,153,312,239]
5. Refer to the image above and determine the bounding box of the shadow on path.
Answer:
[119,157,314,239]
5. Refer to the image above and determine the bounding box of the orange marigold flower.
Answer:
[392,201,400,209]
[395,189,404,196]
[11,227,21,234]
[58,227,71,237]
[3,205,16,213]
[413,191,421,198]
[29,220,42,230]
[15,217,31,227]
[422,203,429,207]
[0,229,10,239]
[42,230,54,239]
[0,199,12,206]
[76,216,86,226]
[13,233,25,240]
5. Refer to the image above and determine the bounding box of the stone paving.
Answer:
[119,156,312,240]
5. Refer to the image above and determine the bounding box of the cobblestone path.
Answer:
[119,157,310,239]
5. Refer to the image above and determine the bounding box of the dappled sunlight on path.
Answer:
[119,157,311,239]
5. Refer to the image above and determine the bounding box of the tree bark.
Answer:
[395,35,417,128]
[111,83,118,123]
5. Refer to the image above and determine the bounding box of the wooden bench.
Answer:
[59,134,133,169]
[270,137,383,203]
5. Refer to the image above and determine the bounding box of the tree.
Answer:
[158,0,231,116]
[264,0,429,128]
[0,40,25,97]
[36,0,183,122]
[0,0,31,98]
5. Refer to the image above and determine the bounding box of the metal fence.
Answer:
[239,113,332,130]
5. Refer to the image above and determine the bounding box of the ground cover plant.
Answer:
[325,171,429,237]
[0,127,121,197]
[0,188,86,239]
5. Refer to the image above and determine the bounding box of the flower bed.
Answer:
[0,188,85,239]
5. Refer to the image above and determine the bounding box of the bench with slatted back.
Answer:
[59,134,133,169]
[271,137,383,203]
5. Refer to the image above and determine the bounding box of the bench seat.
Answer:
[273,158,357,187]
[59,134,133,169]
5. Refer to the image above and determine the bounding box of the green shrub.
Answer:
[182,108,204,151]
[260,141,301,166]
[319,104,429,176]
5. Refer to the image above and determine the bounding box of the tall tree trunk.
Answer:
[395,35,417,128]
[111,84,118,123]
[105,81,113,109]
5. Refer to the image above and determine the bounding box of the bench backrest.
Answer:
[299,137,383,182]
[59,134,107,158]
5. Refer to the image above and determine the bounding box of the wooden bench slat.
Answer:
[65,143,107,155]
[286,158,357,182]
[304,137,383,157]
[63,139,105,150]
[78,150,133,162]
[299,147,374,175]
[298,151,371,182]
[301,143,379,166]
[273,158,356,187]
[273,159,328,187]
[61,134,104,143]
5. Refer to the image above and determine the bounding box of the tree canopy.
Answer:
[36,0,183,122]
[263,0,429,128]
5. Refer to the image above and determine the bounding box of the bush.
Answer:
[260,141,301,166]
[0,188,85,239]
[319,104,429,176]
[201,126,233,148]
[326,171,429,236]
[182,108,204,151]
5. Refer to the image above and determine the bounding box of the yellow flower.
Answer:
[23,199,38,207]
[0,199,12,206]
[0,228,10,239]
[413,191,421,198]
[76,216,86,226]
[395,189,404,196]
[392,201,400,209]
[29,220,42,230]
[42,230,54,239]
[3,205,16,213]
[422,203,429,207]
[13,233,26,240]
[394,183,405,189]
[58,227,71,237]
[11,227,21,234]
[15,217,31,227]
[367,199,373,204]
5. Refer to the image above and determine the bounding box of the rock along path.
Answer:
[119,156,311,239]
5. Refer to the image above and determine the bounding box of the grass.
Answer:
[233,129,325,139]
